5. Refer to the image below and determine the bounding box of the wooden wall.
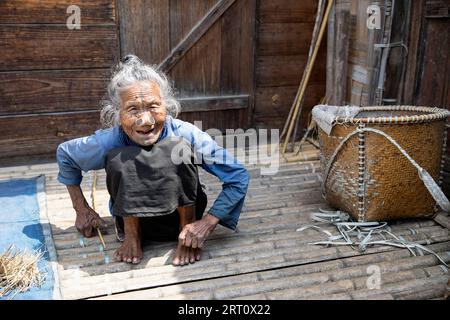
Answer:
[0,0,325,164]
[253,0,326,132]
[0,0,119,164]
[405,0,450,196]
[118,0,256,132]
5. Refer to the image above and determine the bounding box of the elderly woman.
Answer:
[56,55,249,265]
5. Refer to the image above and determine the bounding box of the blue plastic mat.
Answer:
[0,175,56,300]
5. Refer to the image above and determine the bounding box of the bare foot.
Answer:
[172,242,202,266]
[114,216,142,264]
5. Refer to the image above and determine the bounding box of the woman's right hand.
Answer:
[66,184,108,238]
[75,205,108,238]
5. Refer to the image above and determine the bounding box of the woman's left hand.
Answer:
[178,213,220,249]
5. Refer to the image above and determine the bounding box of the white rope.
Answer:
[296,209,449,267]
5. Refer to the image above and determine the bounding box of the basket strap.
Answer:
[322,127,450,212]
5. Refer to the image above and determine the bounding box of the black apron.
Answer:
[105,137,207,240]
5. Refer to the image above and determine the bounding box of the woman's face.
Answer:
[119,81,167,146]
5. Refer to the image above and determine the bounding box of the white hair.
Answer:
[100,55,181,128]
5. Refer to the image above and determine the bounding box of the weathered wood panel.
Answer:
[254,0,326,131]
[179,109,247,132]
[220,0,255,95]
[0,111,100,160]
[383,0,410,104]
[159,0,236,73]
[258,22,316,56]
[118,0,170,64]
[0,1,120,163]
[165,0,254,130]
[256,54,326,88]
[329,9,350,105]
[220,0,256,127]
[334,0,381,106]
[402,0,425,105]
[0,69,110,115]
[417,19,450,107]
[179,95,249,113]
[258,0,318,23]
[0,25,118,71]
[169,0,221,96]
[0,0,115,24]
[254,84,325,129]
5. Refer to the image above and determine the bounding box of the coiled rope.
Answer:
[297,208,449,268]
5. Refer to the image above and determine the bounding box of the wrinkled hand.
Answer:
[178,213,219,249]
[75,205,108,238]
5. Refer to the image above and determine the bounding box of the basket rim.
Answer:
[334,105,450,124]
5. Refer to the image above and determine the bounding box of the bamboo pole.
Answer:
[281,0,333,155]
[91,171,106,250]
[281,0,326,143]
[293,96,327,155]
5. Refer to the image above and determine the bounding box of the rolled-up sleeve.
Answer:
[177,121,249,230]
[56,130,109,185]
[203,158,249,230]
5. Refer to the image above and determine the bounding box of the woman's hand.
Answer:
[178,213,219,249]
[66,184,107,238]
[75,205,108,238]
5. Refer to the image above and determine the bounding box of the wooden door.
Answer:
[117,0,256,132]
[415,2,450,107]
[403,0,450,195]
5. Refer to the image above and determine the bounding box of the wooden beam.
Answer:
[158,0,236,73]
[179,94,248,113]
[332,9,350,105]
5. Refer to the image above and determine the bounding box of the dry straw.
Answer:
[0,245,45,299]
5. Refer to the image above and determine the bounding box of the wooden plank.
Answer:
[417,19,450,107]
[383,0,411,104]
[172,25,222,97]
[425,0,450,18]
[326,1,336,102]
[401,0,424,104]
[178,109,247,132]
[331,9,350,105]
[434,212,450,230]
[179,95,249,113]
[118,0,170,64]
[169,0,222,97]
[220,0,254,94]
[0,69,110,115]
[169,0,213,47]
[0,111,100,160]
[220,0,255,129]
[364,0,385,105]
[258,22,316,56]
[341,0,377,106]
[159,0,236,72]
[258,0,318,23]
[256,54,326,87]
[254,84,325,130]
[0,0,115,24]
[0,25,118,71]
[254,85,324,116]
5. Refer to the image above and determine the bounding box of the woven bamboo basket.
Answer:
[315,105,450,222]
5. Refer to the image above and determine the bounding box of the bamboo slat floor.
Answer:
[1,142,449,300]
